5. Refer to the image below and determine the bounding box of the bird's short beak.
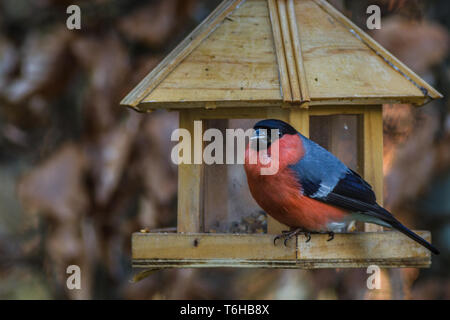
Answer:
[250,128,268,150]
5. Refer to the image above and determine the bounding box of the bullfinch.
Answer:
[244,119,439,255]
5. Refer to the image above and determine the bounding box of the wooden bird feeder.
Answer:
[121,0,442,270]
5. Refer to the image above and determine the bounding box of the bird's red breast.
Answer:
[244,134,348,231]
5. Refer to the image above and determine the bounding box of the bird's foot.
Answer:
[274,228,311,246]
[274,230,335,246]
[307,231,335,241]
[327,231,335,242]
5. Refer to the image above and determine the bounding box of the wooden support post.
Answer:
[289,108,310,138]
[178,111,204,233]
[363,105,384,232]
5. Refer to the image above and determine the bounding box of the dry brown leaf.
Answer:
[384,111,438,210]
[85,112,142,206]
[383,104,415,175]
[71,33,131,135]
[138,112,178,205]
[118,0,178,47]
[2,27,73,104]
[0,36,18,93]
[371,17,449,74]
[129,55,162,92]
[17,143,88,222]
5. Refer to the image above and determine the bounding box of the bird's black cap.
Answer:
[254,119,298,136]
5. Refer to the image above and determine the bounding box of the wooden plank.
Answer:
[134,96,428,112]
[132,231,432,269]
[268,0,292,102]
[177,111,204,232]
[307,96,427,107]
[287,0,310,106]
[363,105,384,232]
[143,0,282,105]
[189,107,272,119]
[313,0,443,102]
[308,105,368,116]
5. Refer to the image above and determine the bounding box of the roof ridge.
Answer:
[269,0,310,106]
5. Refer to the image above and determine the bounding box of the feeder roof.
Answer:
[121,0,442,111]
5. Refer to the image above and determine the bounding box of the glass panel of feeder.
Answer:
[203,119,266,234]
[309,115,361,173]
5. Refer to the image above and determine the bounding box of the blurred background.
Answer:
[0,0,449,299]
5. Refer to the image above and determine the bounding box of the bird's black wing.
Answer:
[288,135,380,214]
[288,134,439,254]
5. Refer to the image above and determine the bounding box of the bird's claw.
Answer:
[273,235,281,246]
[327,232,335,241]
[274,230,335,245]
[274,228,310,246]
[304,233,312,243]
[273,230,292,245]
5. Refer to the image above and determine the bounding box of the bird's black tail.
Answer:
[389,220,440,255]
[375,206,440,255]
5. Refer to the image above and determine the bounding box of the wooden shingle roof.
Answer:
[121,0,442,111]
